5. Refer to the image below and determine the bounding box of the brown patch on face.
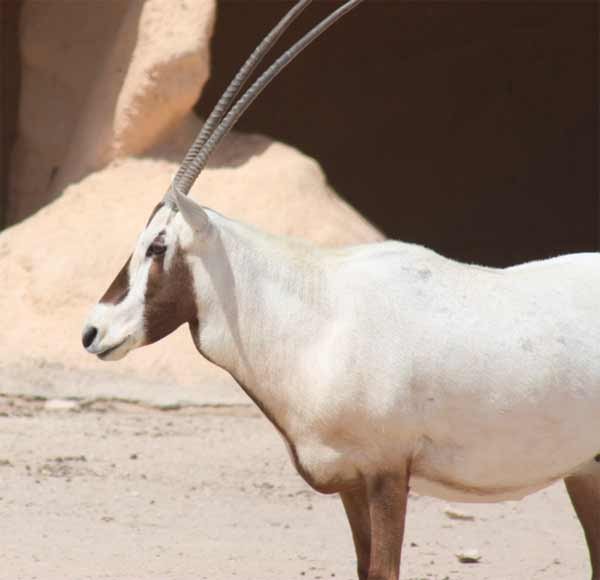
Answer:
[143,243,197,345]
[100,256,132,304]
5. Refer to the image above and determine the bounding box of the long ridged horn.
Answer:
[170,0,314,199]
[166,0,365,204]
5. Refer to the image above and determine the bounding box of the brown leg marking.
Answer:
[364,470,409,580]
[341,486,371,580]
[565,473,600,580]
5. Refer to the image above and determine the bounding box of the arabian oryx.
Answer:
[82,1,600,578]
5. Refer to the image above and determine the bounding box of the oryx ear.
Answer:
[168,185,210,234]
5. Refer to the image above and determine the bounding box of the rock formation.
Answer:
[8,0,215,223]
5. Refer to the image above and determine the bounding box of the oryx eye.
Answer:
[146,242,166,257]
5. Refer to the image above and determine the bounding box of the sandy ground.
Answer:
[0,395,590,580]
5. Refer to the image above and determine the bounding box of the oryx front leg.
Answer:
[565,472,600,580]
[342,485,371,580]
[364,471,409,580]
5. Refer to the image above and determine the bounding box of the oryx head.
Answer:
[81,193,208,360]
[82,0,364,361]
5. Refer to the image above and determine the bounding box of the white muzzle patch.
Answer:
[83,260,152,361]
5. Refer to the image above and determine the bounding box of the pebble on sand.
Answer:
[443,505,475,521]
[44,399,80,411]
[456,549,482,564]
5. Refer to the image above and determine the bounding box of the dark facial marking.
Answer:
[146,230,167,258]
[100,256,131,305]
[143,244,197,345]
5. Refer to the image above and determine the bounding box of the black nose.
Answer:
[82,326,98,349]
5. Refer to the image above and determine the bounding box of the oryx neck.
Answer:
[191,211,331,422]
[207,210,327,302]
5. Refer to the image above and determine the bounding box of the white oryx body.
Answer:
[186,210,600,502]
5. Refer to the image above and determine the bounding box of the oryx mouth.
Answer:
[96,338,129,360]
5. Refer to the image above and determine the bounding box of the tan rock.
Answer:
[9,0,215,223]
